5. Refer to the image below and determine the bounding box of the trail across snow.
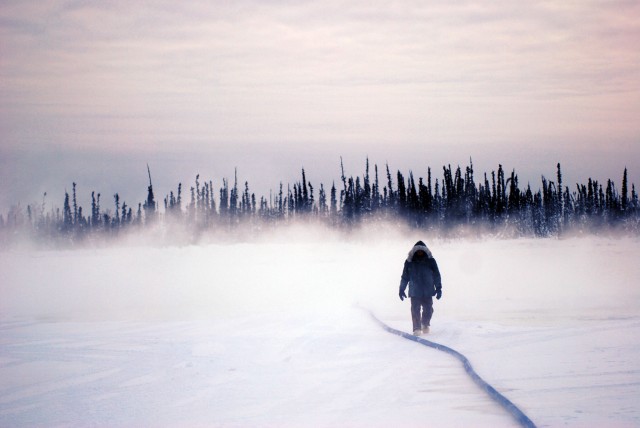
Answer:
[1,235,639,427]
[366,309,536,428]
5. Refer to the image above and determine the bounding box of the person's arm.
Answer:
[399,261,410,300]
[431,258,442,299]
[431,258,442,289]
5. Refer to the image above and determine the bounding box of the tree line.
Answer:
[1,159,638,245]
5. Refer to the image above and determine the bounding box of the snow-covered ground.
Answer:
[1,232,639,427]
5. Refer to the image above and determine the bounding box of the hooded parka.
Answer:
[399,241,442,298]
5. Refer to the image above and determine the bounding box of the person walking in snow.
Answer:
[399,241,442,335]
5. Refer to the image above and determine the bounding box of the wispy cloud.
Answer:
[1,0,639,151]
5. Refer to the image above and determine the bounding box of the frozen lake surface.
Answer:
[1,235,639,427]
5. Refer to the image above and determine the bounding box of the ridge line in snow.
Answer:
[365,308,537,428]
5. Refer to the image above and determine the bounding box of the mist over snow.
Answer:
[1,230,639,427]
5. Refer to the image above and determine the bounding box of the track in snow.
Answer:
[366,309,537,428]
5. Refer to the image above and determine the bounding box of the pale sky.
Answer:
[1,1,639,211]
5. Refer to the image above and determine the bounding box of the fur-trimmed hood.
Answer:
[407,241,433,261]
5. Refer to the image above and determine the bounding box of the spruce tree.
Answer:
[397,171,406,214]
[209,180,216,215]
[557,163,564,231]
[189,186,196,223]
[144,165,156,223]
[319,184,327,216]
[91,191,98,227]
[121,202,128,226]
[386,164,394,208]
[373,164,380,211]
[363,158,371,212]
[220,179,229,218]
[301,169,309,212]
[622,167,628,211]
[330,182,337,217]
[72,182,78,225]
[230,169,238,218]
[114,193,120,226]
[63,191,72,231]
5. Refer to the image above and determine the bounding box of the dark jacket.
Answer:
[399,243,442,298]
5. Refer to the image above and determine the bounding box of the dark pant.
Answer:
[410,296,433,331]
